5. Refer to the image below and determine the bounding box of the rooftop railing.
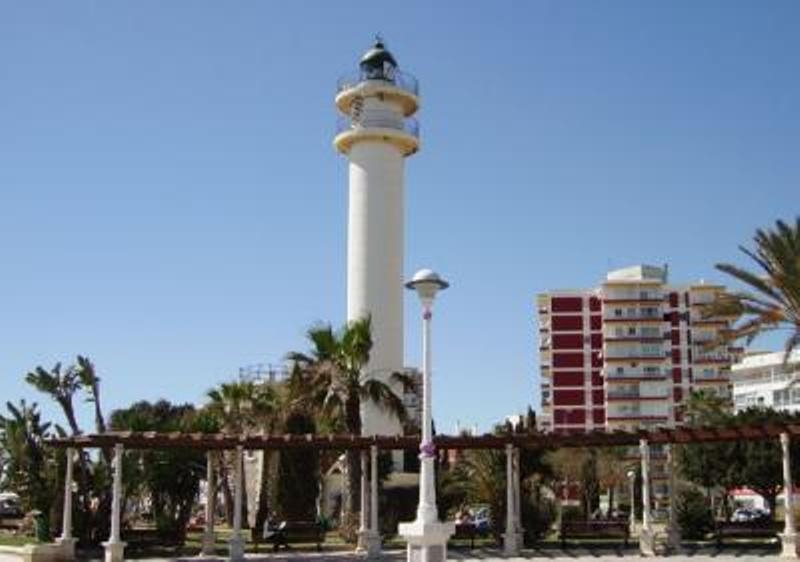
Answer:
[336,69,419,97]
[336,115,419,138]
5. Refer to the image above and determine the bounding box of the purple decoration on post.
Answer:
[419,440,436,459]
[423,309,432,320]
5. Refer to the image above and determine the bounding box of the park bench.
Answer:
[452,522,477,549]
[560,520,629,549]
[0,517,23,532]
[714,521,781,547]
[268,521,325,551]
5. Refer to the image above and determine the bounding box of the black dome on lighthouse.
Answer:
[359,39,398,74]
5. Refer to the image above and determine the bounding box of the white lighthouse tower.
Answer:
[334,39,419,439]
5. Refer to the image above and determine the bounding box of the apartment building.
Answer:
[731,350,800,413]
[538,264,740,435]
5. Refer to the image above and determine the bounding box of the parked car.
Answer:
[472,507,491,534]
[731,508,770,523]
[0,496,23,518]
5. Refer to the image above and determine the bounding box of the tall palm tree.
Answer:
[75,356,106,434]
[286,317,413,517]
[710,217,800,360]
[25,363,82,435]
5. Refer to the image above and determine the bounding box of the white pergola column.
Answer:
[56,447,77,559]
[367,445,381,557]
[103,443,126,562]
[513,447,522,537]
[202,451,217,556]
[666,444,681,552]
[229,446,245,562]
[356,449,369,553]
[638,439,655,555]
[781,432,799,557]
[503,444,521,555]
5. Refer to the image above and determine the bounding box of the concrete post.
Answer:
[367,445,381,557]
[103,443,126,562]
[503,443,521,555]
[229,446,245,561]
[513,447,522,536]
[639,439,655,555]
[666,444,681,552]
[781,433,799,557]
[56,447,77,559]
[202,451,217,556]
[356,449,369,552]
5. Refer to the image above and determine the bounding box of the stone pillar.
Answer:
[229,446,245,561]
[356,449,369,553]
[503,444,521,555]
[202,451,217,556]
[666,444,681,553]
[103,443,126,562]
[638,439,655,555]
[513,448,522,536]
[367,445,381,557]
[781,433,799,557]
[56,447,77,559]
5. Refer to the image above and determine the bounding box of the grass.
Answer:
[0,533,35,547]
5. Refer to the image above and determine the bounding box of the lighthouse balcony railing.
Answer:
[336,69,419,97]
[336,115,419,138]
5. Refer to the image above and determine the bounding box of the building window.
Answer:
[615,309,622,317]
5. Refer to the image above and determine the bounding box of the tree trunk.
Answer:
[219,456,235,525]
[608,486,615,517]
[344,396,361,517]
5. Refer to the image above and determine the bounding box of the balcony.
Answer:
[604,368,665,380]
[604,351,666,361]
[337,69,419,97]
[604,310,663,323]
[694,354,732,364]
[607,388,669,399]
[335,115,419,156]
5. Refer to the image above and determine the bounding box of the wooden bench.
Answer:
[453,523,477,549]
[0,518,23,532]
[715,521,781,546]
[268,521,325,551]
[560,520,629,548]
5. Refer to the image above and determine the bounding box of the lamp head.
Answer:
[406,268,449,306]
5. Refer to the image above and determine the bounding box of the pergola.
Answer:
[46,423,800,560]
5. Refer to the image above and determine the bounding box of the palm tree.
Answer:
[205,380,279,525]
[25,363,82,435]
[75,356,107,434]
[286,317,413,517]
[710,217,800,360]
[0,401,60,521]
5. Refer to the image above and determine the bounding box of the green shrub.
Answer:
[523,496,556,545]
[676,488,714,540]
[560,505,584,522]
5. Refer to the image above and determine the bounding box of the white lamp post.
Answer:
[627,469,636,536]
[399,269,455,562]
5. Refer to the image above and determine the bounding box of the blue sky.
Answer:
[1,1,798,434]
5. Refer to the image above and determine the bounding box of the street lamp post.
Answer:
[627,469,636,536]
[399,269,455,562]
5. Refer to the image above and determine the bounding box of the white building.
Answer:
[731,350,800,413]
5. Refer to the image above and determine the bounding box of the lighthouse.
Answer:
[334,39,419,439]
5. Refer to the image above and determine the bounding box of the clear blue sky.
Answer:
[1,1,798,434]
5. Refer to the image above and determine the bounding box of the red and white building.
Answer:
[538,265,740,435]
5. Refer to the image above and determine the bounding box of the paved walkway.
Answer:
[0,546,786,561]
[129,546,783,561]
